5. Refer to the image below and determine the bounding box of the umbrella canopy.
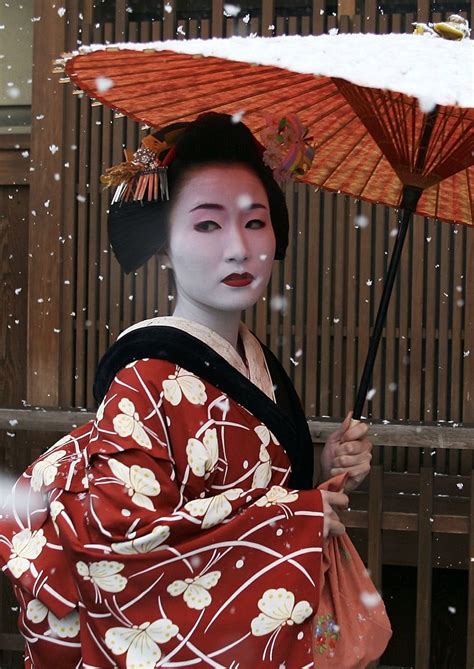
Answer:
[61,33,474,226]
[58,32,474,420]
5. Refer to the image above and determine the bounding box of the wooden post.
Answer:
[466,470,474,669]
[367,464,383,589]
[338,0,356,15]
[312,0,325,35]
[415,467,433,668]
[163,0,176,40]
[417,0,429,24]
[27,1,69,406]
[212,0,224,37]
[261,0,274,35]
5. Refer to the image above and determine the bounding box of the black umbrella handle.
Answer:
[352,185,423,420]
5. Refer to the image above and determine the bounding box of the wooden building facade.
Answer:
[1,1,473,666]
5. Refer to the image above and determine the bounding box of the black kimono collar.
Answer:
[93,326,314,489]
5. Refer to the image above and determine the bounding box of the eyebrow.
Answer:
[189,203,268,212]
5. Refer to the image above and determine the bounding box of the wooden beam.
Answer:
[27,1,68,406]
[1,409,473,447]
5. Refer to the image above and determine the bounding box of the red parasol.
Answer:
[58,33,474,418]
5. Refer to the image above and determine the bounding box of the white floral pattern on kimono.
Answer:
[0,356,324,668]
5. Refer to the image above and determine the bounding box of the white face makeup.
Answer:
[164,164,276,318]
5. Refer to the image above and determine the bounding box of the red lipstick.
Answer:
[222,272,254,287]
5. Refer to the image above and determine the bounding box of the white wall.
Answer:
[0,0,33,107]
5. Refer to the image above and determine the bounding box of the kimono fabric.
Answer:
[0,318,325,668]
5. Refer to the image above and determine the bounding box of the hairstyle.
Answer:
[108,113,289,274]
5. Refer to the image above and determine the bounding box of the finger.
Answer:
[331,463,371,491]
[324,491,349,508]
[333,439,372,458]
[341,422,369,443]
[327,411,353,443]
[332,450,372,469]
[328,519,346,536]
[330,461,371,478]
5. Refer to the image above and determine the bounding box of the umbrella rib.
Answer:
[393,91,411,165]
[369,90,402,163]
[424,111,473,176]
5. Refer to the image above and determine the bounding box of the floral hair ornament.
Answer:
[100,122,188,204]
[259,113,315,185]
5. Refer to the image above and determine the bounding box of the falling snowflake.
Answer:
[236,193,252,210]
[231,110,245,123]
[164,2,173,13]
[354,214,369,229]
[49,144,59,155]
[242,13,250,23]
[95,76,113,93]
[360,591,381,608]
[223,3,240,16]
[366,388,376,400]
[418,94,437,114]
[270,295,287,312]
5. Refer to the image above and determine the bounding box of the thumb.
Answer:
[331,411,353,441]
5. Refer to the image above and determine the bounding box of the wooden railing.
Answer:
[0,409,473,667]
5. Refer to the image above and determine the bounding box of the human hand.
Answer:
[321,490,348,538]
[320,411,372,493]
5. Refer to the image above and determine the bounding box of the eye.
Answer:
[246,219,266,229]
[194,221,221,232]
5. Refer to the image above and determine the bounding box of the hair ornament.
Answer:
[100,112,314,206]
[100,126,186,204]
[260,113,315,185]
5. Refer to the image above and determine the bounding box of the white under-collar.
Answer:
[119,316,276,402]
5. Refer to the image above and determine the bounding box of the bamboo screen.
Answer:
[57,1,473,444]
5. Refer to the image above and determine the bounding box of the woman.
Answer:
[0,113,371,668]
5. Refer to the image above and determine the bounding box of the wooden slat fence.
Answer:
[42,1,472,451]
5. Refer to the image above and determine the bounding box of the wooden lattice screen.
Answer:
[52,2,473,456]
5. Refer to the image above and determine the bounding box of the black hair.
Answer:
[108,113,289,274]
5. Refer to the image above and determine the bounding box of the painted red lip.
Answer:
[222,272,254,287]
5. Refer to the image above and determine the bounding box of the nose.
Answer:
[224,224,250,264]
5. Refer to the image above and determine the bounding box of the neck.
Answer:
[171,297,242,352]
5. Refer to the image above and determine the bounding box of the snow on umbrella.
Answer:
[56,32,474,419]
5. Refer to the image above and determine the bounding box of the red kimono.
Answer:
[0,319,324,668]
